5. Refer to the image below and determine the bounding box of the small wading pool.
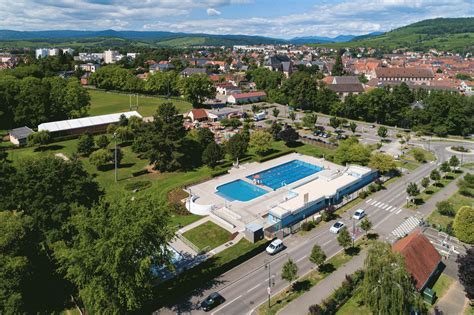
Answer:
[216,179,268,202]
[247,160,322,190]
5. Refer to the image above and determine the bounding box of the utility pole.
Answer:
[265,260,271,308]
[114,132,118,183]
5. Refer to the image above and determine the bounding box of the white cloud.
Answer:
[207,8,221,16]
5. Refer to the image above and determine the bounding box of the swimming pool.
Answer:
[247,160,322,190]
[216,179,268,202]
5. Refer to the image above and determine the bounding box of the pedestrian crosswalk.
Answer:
[365,199,403,215]
[391,216,421,238]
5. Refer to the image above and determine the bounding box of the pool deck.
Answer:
[187,153,344,231]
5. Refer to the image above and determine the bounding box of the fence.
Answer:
[175,233,200,254]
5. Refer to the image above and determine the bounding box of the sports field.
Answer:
[87,89,192,117]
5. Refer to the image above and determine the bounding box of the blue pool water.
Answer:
[247,160,322,190]
[216,179,268,202]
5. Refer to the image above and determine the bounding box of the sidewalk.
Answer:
[278,250,367,315]
[430,280,469,315]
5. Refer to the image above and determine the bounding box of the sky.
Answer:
[0,0,472,38]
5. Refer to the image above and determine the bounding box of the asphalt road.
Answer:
[159,140,474,315]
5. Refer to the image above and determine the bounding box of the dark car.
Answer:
[200,292,225,311]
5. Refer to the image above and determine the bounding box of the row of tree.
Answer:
[0,75,90,128]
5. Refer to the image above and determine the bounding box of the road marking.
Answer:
[373,201,381,207]
[296,255,307,263]
[247,283,261,293]
[211,295,242,315]
[322,239,332,246]
[395,209,402,214]
[365,198,372,203]
[389,207,396,213]
[381,204,389,210]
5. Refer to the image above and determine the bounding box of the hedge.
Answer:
[256,150,295,163]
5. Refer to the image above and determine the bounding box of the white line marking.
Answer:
[396,209,402,214]
[374,201,381,206]
[366,198,372,203]
[296,255,307,263]
[382,204,389,210]
[247,283,261,293]
[322,239,332,246]
[211,295,242,315]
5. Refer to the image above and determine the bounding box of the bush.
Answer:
[436,200,455,217]
[256,150,295,163]
[359,191,369,199]
[169,201,189,216]
[453,206,474,244]
[368,184,377,193]
[124,180,152,192]
[301,221,316,231]
[412,148,426,163]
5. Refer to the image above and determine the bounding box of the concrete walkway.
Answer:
[278,250,367,315]
[430,280,469,315]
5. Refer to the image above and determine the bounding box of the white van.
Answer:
[254,111,266,121]
[266,239,284,255]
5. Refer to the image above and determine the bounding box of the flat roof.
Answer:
[9,126,34,139]
[38,111,142,132]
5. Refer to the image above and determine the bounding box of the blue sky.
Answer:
[0,0,472,38]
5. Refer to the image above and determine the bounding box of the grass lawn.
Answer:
[396,160,420,171]
[432,274,455,304]
[427,189,474,231]
[88,89,192,117]
[182,221,231,251]
[336,290,371,315]
[146,238,269,311]
[397,147,435,171]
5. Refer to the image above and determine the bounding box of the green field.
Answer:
[427,187,474,231]
[87,89,192,117]
[182,221,231,251]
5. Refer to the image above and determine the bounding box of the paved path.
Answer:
[278,250,367,315]
[431,280,469,315]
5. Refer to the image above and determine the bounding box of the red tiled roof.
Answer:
[376,67,434,79]
[231,91,266,99]
[393,229,441,290]
[189,108,208,120]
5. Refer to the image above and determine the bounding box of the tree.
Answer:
[449,155,460,169]
[27,130,50,147]
[302,113,318,129]
[96,135,110,149]
[430,169,441,184]
[77,133,95,156]
[436,200,455,217]
[272,108,280,118]
[89,149,112,168]
[440,161,451,178]
[114,126,134,143]
[179,74,215,107]
[332,54,344,76]
[251,104,260,114]
[406,182,420,204]
[196,128,215,150]
[329,116,340,129]
[281,259,298,290]
[453,206,474,244]
[457,247,474,300]
[412,148,426,163]
[309,244,326,270]
[202,142,224,168]
[279,126,299,144]
[249,130,273,156]
[368,153,396,174]
[335,137,371,166]
[54,197,175,314]
[360,217,372,236]
[362,242,422,315]
[226,133,248,161]
[337,227,352,249]
[0,211,31,314]
[349,121,357,134]
[269,122,282,140]
[377,126,388,139]
[421,177,430,189]
[289,111,296,122]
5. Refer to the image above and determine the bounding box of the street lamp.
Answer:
[264,259,272,308]
[113,131,118,183]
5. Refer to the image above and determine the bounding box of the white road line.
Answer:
[211,295,242,315]
[296,255,307,263]
[247,283,261,293]
[322,239,332,246]
[366,198,373,203]
[390,207,396,213]
[381,204,389,210]
[395,208,402,214]
[373,201,381,206]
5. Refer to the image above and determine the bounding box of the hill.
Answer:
[0,29,285,48]
[318,18,474,52]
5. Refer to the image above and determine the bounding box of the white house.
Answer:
[227,91,266,104]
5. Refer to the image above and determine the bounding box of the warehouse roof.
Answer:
[38,111,142,133]
[9,126,34,140]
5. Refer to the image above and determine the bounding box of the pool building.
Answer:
[186,153,377,237]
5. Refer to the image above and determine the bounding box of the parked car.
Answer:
[329,221,345,233]
[200,292,225,311]
[266,239,284,254]
[353,209,366,220]
[369,124,376,128]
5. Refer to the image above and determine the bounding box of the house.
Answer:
[460,80,474,96]
[75,63,101,73]
[38,111,142,136]
[227,91,267,104]
[375,67,434,85]
[149,61,175,74]
[332,76,360,84]
[216,82,241,95]
[264,55,291,71]
[180,67,207,78]
[186,109,208,122]
[392,229,444,292]
[328,83,365,99]
[207,108,242,121]
[9,126,34,146]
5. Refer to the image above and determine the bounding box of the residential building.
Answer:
[180,67,207,78]
[186,109,209,122]
[9,126,34,146]
[332,76,360,84]
[216,82,241,95]
[35,48,49,59]
[328,83,365,99]
[104,50,122,64]
[207,108,242,121]
[227,91,267,104]
[375,67,435,85]
[75,63,101,73]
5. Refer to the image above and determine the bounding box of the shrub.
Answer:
[436,200,455,217]
[368,184,377,193]
[169,201,189,216]
[301,221,316,231]
[453,206,474,244]
[309,304,323,315]
[412,148,426,163]
[359,191,369,199]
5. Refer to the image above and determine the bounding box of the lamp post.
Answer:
[264,259,271,308]
[113,131,118,183]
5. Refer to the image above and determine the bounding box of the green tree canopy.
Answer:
[77,132,95,156]
[309,244,326,270]
[334,137,371,165]
[377,126,388,139]
[456,247,474,300]
[302,112,318,129]
[226,133,248,161]
[368,152,396,174]
[96,134,110,149]
[453,206,474,244]
[179,74,215,107]
[249,130,273,156]
[281,258,298,289]
[202,142,224,168]
[27,130,51,147]
[337,227,352,249]
[279,125,299,144]
[360,217,372,235]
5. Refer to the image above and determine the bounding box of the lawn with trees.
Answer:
[182,221,231,252]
